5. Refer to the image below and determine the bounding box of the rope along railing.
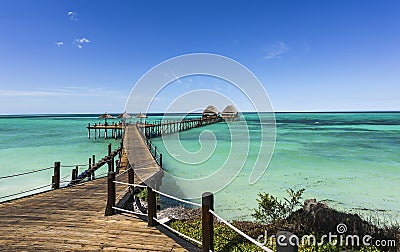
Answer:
[142,137,163,168]
[152,188,201,207]
[105,177,295,252]
[0,163,91,181]
[0,183,53,200]
[209,209,273,252]
[151,187,202,246]
[0,143,123,202]
[115,166,132,178]
[154,216,202,246]
[121,121,289,250]
[106,176,202,247]
[0,166,54,180]
[60,164,89,168]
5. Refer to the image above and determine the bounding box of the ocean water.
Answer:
[151,112,400,222]
[0,115,121,201]
[0,113,399,223]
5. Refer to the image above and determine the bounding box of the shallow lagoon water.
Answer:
[152,112,400,221]
[0,113,399,223]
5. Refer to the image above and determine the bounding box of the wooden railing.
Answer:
[105,174,297,252]
[139,117,222,139]
[112,119,296,251]
[0,143,123,202]
[67,143,123,186]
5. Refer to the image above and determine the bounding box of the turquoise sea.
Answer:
[0,113,399,223]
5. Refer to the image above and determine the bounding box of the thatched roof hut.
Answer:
[222,105,237,115]
[221,105,239,120]
[202,105,219,118]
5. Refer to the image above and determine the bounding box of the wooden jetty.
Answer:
[87,117,222,140]
[124,125,164,187]
[122,116,222,185]
[0,144,192,251]
[87,123,124,139]
[140,117,222,139]
[0,175,188,251]
[0,115,227,251]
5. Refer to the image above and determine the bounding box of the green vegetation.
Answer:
[252,188,305,224]
[170,220,264,251]
[136,187,148,201]
[170,219,383,251]
[167,188,397,251]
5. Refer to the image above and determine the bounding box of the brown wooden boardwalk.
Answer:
[0,174,188,251]
[123,125,163,185]
[0,120,222,251]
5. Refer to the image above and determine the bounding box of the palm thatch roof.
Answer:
[222,105,238,115]
[135,112,147,118]
[117,112,132,119]
[202,105,219,115]
[98,112,114,119]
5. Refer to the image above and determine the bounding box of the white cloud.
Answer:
[67,11,78,21]
[55,41,64,47]
[264,41,290,60]
[73,37,91,48]
[79,38,90,43]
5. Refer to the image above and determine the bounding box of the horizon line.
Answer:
[1,110,400,116]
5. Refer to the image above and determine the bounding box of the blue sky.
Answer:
[0,0,399,113]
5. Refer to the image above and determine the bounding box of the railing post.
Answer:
[71,167,76,183]
[276,231,298,252]
[111,156,115,173]
[88,158,92,181]
[159,153,162,168]
[105,171,116,216]
[147,185,157,227]
[108,159,113,172]
[92,155,96,180]
[74,165,78,182]
[52,162,60,189]
[87,169,92,181]
[202,192,214,252]
[154,146,157,158]
[108,143,112,157]
[128,164,134,190]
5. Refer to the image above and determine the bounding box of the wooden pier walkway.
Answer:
[0,174,188,251]
[123,125,163,186]
[0,116,224,251]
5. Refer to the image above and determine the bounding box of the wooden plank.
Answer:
[124,125,163,184]
[0,175,188,251]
